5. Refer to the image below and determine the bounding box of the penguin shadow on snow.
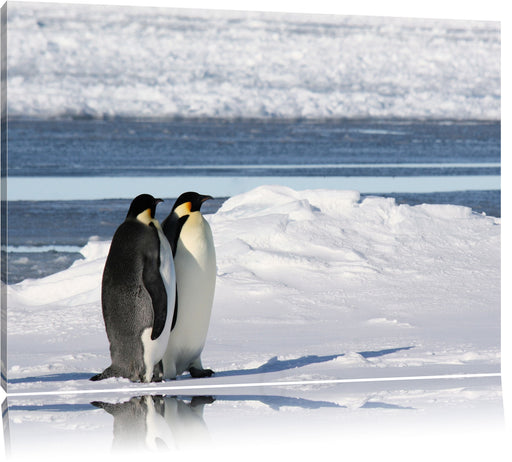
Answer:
[8,372,96,384]
[214,346,415,378]
[7,346,413,385]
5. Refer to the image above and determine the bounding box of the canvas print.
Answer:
[0,1,503,457]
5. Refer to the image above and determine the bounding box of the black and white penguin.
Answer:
[91,194,175,383]
[92,396,174,451]
[92,395,214,451]
[161,192,216,379]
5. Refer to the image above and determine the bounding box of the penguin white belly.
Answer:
[141,224,176,382]
[163,213,216,379]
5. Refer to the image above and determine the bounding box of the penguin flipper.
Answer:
[171,284,178,331]
[144,273,167,341]
[162,214,189,256]
[144,225,168,341]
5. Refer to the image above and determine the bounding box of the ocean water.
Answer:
[5,117,500,284]
[3,4,501,284]
[8,118,500,177]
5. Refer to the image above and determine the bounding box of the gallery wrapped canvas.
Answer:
[0,1,504,459]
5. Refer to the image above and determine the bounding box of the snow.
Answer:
[5,185,500,388]
[7,3,500,120]
[2,185,504,457]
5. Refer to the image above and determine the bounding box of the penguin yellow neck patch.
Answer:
[136,208,153,225]
[175,202,192,217]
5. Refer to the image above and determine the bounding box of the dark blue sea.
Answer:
[5,118,500,284]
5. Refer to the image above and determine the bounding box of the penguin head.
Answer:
[126,194,163,224]
[172,192,213,217]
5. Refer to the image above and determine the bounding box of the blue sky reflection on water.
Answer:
[6,175,501,201]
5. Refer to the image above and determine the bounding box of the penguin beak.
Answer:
[200,195,213,203]
[156,198,164,204]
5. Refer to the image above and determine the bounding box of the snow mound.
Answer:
[211,185,498,292]
[79,236,110,261]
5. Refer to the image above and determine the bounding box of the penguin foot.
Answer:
[189,367,215,378]
[152,361,163,382]
[90,366,115,381]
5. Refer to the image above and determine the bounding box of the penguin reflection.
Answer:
[92,395,214,452]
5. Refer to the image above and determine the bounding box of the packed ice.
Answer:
[7,4,500,120]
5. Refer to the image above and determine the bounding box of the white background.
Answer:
[1,1,509,460]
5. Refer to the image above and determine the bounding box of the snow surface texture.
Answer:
[8,4,500,120]
[6,186,501,395]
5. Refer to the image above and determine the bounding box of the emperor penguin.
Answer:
[91,194,176,383]
[91,396,174,451]
[91,395,214,451]
[161,192,216,379]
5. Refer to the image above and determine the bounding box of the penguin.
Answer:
[90,194,176,383]
[91,396,174,451]
[91,395,214,451]
[161,192,216,380]
[162,395,214,448]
